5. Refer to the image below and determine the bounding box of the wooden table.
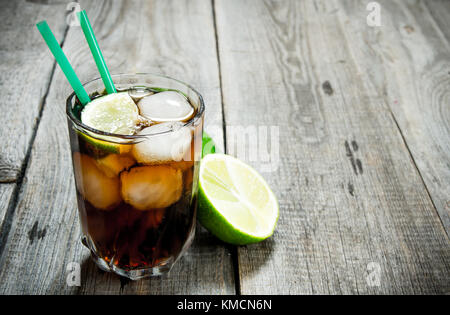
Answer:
[0,0,448,294]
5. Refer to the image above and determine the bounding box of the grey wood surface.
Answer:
[0,0,449,295]
[0,0,233,294]
[214,0,449,294]
[339,0,450,235]
[0,184,14,228]
[0,1,68,182]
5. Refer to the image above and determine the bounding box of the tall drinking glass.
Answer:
[66,73,204,279]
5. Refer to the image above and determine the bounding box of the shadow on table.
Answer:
[234,236,276,276]
[74,226,275,294]
[194,225,276,276]
[75,226,233,294]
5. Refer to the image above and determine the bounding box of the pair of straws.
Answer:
[37,11,115,105]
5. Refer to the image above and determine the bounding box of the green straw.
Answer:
[77,10,117,94]
[36,21,91,105]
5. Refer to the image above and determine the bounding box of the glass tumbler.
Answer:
[66,73,204,279]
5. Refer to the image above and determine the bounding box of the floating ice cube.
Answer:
[132,122,192,163]
[137,91,194,122]
[96,154,136,178]
[169,143,194,171]
[128,86,154,102]
[120,165,182,210]
[73,153,122,210]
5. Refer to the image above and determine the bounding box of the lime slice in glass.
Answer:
[81,92,139,135]
[198,154,279,245]
[76,131,132,155]
[80,92,139,153]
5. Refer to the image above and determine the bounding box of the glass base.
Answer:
[81,236,181,280]
[92,254,173,279]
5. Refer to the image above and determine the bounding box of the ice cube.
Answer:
[73,153,122,210]
[132,122,192,163]
[137,91,194,122]
[120,165,182,210]
[128,86,154,102]
[170,142,194,171]
[96,154,135,178]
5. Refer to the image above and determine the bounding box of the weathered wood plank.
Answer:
[337,0,450,235]
[424,0,450,45]
[215,0,449,294]
[0,184,15,226]
[0,0,232,294]
[0,0,68,182]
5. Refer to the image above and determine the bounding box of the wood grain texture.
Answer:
[0,184,15,226]
[0,0,68,182]
[338,0,450,235]
[0,0,233,294]
[214,0,449,294]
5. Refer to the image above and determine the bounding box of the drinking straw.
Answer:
[77,10,117,94]
[36,21,91,105]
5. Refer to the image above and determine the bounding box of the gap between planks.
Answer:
[375,0,450,240]
[211,0,241,295]
[388,108,449,240]
[416,0,450,239]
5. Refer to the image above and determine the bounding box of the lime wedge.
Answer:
[198,154,279,245]
[81,92,139,135]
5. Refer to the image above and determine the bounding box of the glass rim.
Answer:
[66,73,205,140]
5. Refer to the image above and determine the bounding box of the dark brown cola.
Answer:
[68,87,202,277]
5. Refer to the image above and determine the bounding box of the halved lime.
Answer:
[198,154,279,245]
[80,92,139,153]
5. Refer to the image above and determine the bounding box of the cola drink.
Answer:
[66,74,204,279]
